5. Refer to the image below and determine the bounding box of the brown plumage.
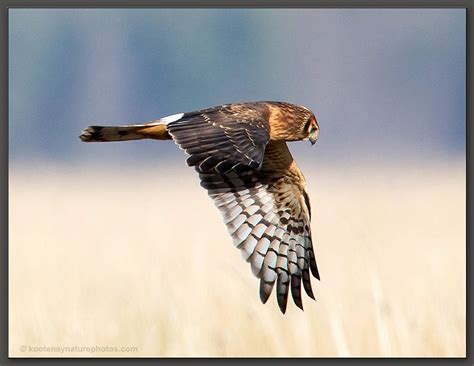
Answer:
[80,101,320,313]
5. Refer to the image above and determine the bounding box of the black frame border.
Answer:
[1,1,471,365]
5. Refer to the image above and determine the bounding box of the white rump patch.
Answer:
[160,112,184,124]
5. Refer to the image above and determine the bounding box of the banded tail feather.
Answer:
[79,123,170,142]
[79,113,185,143]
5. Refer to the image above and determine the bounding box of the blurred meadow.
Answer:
[9,9,466,357]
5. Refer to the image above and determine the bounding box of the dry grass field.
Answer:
[9,160,466,357]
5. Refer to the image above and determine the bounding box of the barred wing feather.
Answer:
[200,169,319,313]
[167,106,319,313]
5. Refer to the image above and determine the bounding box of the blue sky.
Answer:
[9,9,466,166]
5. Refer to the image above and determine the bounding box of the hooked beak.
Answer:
[309,128,319,145]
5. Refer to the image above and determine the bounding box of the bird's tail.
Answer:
[80,121,171,142]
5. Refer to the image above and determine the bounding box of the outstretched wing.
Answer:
[167,103,271,174]
[199,165,319,313]
[167,105,319,313]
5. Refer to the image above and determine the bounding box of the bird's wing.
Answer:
[168,106,318,313]
[167,104,270,174]
[198,151,319,314]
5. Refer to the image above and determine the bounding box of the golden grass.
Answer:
[9,161,466,357]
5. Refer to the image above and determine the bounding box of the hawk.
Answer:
[80,101,320,313]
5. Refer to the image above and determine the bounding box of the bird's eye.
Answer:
[304,117,313,134]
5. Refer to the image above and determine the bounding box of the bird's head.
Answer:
[303,112,320,145]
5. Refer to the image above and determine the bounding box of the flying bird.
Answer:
[80,101,320,313]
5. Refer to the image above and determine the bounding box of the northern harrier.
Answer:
[80,101,320,313]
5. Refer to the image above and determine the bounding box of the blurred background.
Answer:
[9,8,465,166]
[9,9,465,357]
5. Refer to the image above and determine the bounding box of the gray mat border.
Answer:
[1,1,470,364]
